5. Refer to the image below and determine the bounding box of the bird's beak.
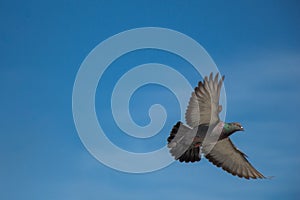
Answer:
[240,127,245,131]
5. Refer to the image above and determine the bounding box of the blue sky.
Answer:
[1,0,300,199]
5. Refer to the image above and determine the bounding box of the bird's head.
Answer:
[223,122,244,137]
[230,122,244,132]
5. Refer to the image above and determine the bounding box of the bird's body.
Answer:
[167,73,265,179]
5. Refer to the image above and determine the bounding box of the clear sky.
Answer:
[1,0,300,199]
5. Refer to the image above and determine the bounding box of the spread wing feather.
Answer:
[185,73,224,127]
[203,138,265,179]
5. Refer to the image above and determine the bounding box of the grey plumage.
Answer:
[167,73,265,179]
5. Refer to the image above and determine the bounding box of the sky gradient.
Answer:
[1,1,300,199]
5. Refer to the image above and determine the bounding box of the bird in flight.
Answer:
[167,73,265,179]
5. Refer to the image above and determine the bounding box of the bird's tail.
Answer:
[167,122,201,163]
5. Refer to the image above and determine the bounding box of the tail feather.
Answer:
[167,121,201,163]
[180,147,201,163]
[167,121,181,144]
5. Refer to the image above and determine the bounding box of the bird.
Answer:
[167,72,265,179]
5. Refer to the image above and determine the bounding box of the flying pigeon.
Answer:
[167,73,265,179]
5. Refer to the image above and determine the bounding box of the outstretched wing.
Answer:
[203,138,265,179]
[185,73,224,127]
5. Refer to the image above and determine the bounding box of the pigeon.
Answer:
[167,73,265,179]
